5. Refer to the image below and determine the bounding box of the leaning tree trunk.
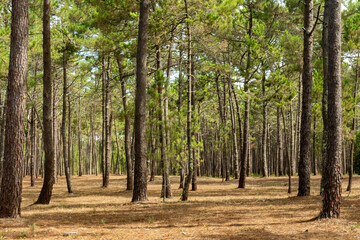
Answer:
[0,0,28,218]
[36,0,55,204]
[298,0,314,197]
[132,0,150,202]
[321,0,342,218]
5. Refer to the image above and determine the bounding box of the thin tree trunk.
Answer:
[78,97,82,176]
[239,3,252,188]
[228,77,239,179]
[103,57,111,188]
[347,57,358,192]
[313,115,317,175]
[231,83,243,176]
[0,93,6,178]
[30,108,36,187]
[282,109,292,194]
[116,56,133,190]
[68,95,73,176]
[62,47,73,194]
[163,31,174,198]
[261,70,268,177]
[320,0,329,195]
[181,0,193,201]
[276,106,283,176]
[53,75,58,183]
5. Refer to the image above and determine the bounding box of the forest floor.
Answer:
[0,174,359,239]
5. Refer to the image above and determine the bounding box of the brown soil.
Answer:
[0,175,359,239]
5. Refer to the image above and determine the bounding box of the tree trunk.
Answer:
[0,93,6,178]
[239,3,252,188]
[116,56,133,190]
[261,70,268,177]
[53,73,58,183]
[36,0,55,204]
[181,0,193,201]
[78,97,82,176]
[282,109,292,193]
[68,95,73,176]
[347,57,358,192]
[277,106,283,176]
[0,0,28,218]
[30,108,36,187]
[313,115,317,175]
[321,0,342,218]
[162,32,174,198]
[228,77,239,179]
[132,0,150,202]
[103,57,111,188]
[320,0,329,195]
[298,0,314,197]
[61,47,73,194]
[231,83,243,177]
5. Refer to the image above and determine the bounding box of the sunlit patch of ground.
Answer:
[0,174,359,239]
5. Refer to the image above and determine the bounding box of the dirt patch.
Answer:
[0,175,359,239]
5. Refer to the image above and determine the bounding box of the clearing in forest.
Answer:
[0,175,359,239]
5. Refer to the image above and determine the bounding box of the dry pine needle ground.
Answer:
[0,175,359,239]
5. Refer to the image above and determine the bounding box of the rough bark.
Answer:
[132,0,150,202]
[298,0,314,197]
[321,0,342,218]
[0,0,28,218]
[36,0,55,204]
[320,0,329,194]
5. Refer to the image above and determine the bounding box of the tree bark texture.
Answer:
[0,0,28,218]
[321,0,342,218]
[298,0,314,196]
[36,0,55,204]
[132,0,150,202]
